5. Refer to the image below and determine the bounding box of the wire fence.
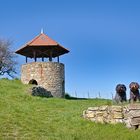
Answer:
[68,91,114,100]
[67,91,132,101]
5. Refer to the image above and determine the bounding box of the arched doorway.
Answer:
[29,79,38,85]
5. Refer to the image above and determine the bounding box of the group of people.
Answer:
[114,82,140,103]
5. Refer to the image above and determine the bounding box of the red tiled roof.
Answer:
[28,33,58,46]
[15,33,69,58]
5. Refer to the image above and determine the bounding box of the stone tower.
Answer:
[15,31,69,97]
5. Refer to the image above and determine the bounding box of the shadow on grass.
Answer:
[65,96,88,100]
[65,94,87,100]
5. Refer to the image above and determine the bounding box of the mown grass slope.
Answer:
[0,79,140,140]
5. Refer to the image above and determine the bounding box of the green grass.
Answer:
[0,79,140,140]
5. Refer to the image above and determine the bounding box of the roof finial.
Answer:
[41,28,44,34]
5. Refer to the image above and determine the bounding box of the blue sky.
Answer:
[0,0,140,99]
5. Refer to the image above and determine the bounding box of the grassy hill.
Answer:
[0,79,140,140]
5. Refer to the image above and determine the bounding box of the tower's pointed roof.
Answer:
[15,32,69,58]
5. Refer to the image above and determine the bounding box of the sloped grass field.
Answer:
[0,79,140,140]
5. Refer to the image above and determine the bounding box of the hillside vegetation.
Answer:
[0,79,140,140]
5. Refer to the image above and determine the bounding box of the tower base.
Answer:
[21,62,65,98]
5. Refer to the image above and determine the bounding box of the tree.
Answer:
[0,39,16,77]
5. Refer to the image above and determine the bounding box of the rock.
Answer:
[123,106,129,115]
[124,118,132,128]
[30,86,53,98]
[103,112,108,118]
[96,117,104,123]
[90,118,96,122]
[115,119,124,123]
[110,106,123,112]
[88,107,99,111]
[112,112,123,119]
[126,110,140,118]
[131,118,140,126]
[104,117,109,123]
[99,105,108,111]
[109,119,117,124]
[86,112,95,118]
[96,111,104,117]
[127,104,140,110]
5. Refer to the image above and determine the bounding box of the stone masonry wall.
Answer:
[83,104,140,129]
[21,62,65,97]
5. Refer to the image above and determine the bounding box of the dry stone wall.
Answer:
[21,62,65,98]
[83,104,140,129]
